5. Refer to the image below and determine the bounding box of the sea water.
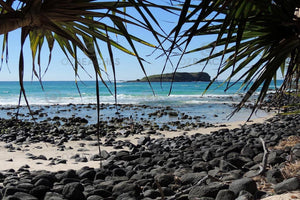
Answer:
[0,80,281,124]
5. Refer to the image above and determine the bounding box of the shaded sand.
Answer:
[1,113,299,199]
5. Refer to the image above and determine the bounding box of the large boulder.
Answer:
[229,178,257,196]
[274,177,300,194]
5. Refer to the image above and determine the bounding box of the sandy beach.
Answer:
[1,0,299,198]
[0,111,299,200]
[262,192,300,200]
[0,115,274,172]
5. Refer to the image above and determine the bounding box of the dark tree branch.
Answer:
[249,137,270,177]
[0,0,15,12]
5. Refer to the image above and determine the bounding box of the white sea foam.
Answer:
[0,80,275,108]
[0,92,244,106]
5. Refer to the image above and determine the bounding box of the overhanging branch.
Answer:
[0,12,30,35]
[0,0,15,12]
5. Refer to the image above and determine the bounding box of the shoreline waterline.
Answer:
[2,81,299,200]
[0,107,299,200]
[0,102,271,128]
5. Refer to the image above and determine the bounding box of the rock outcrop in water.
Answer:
[134,72,211,82]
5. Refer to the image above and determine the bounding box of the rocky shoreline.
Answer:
[0,103,218,132]
[0,98,299,199]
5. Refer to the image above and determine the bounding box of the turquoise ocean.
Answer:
[0,80,281,124]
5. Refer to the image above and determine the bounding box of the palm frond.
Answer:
[171,0,300,117]
[0,0,173,106]
[1,0,176,168]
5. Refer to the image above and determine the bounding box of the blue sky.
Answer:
[0,33,223,82]
[0,3,283,82]
[0,3,229,82]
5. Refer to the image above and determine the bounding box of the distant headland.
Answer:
[131,72,211,82]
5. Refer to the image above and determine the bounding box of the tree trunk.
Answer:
[0,12,33,35]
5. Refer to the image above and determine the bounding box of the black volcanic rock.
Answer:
[135,72,211,82]
[188,183,228,199]
[62,182,85,200]
[0,104,300,200]
[229,178,258,196]
[274,177,300,194]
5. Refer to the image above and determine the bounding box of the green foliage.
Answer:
[1,0,300,120]
[0,0,173,117]
[281,110,300,115]
[168,0,300,117]
[138,72,210,82]
[0,0,171,167]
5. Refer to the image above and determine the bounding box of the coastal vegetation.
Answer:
[0,0,299,112]
[0,2,300,200]
[166,0,300,117]
[135,72,211,82]
[0,0,169,165]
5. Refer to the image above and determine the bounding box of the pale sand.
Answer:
[262,191,300,200]
[0,116,271,171]
[1,113,299,199]
[158,114,275,138]
[0,114,275,172]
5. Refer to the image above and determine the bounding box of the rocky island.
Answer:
[134,72,211,82]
